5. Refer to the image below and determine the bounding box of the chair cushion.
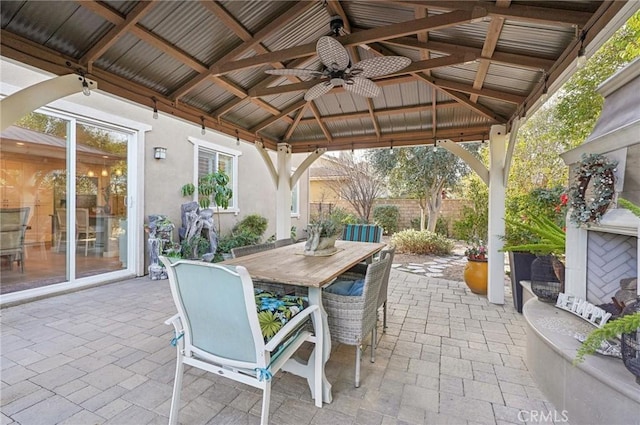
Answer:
[324,278,365,296]
[254,290,308,342]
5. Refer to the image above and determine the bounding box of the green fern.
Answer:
[573,312,640,365]
[502,214,565,256]
[619,198,640,218]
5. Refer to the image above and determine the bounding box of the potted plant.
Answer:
[574,305,640,384]
[503,188,567,312]
[304,215,343,256]
[181,171,233,235]
[463,239,488,295]
[502,214,566,303]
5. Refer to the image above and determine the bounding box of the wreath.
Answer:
[568,153,617,225]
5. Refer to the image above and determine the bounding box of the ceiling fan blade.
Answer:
[351,56,412,79]
[316,36,350,71]
[344,77,380,98]
[264,68,323,77]
[304,81,334,101]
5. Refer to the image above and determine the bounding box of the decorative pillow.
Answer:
[254,289,308,342]
[324,278,365,296]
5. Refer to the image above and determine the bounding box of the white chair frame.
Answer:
[161,257,323,425]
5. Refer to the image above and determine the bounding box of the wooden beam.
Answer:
[366,98,381,139]
[250,99,306,133]
[172,1,314,99]
[80,2,156,68]
[212,97,245,118]
[298,101,459,124]
[78,1,209,73]
[391,1,591,27]
[431,86,437,137]
[471,15,505,102]
[309,101,333,142]
[200,1,253,41]
[412,72,507,122]
[289,125,493,152]
[383,37,554,71]
[429,77,524,104]
[209,9,487,76]
[284,103,308,141]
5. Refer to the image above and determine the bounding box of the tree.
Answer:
[323,154,384,223]
[368,145,479,232]
[555,11,640,146]
[508,11,640,196]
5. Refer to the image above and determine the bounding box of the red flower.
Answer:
[560,193,568,205]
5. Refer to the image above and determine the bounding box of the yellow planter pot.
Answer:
[464,259,488,295]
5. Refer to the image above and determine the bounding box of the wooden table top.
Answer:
[220,240,385,288]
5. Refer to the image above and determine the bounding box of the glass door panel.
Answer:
[75,123,128,278]
[0,112,70,293]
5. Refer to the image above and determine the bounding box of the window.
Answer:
[189,138,241,212]
[291,183,300,217]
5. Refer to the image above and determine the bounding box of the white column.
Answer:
[275,143,292,240]
[488,125,507,304]
[564,220,588,299]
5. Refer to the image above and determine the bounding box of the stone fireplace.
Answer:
[564,209,639,302]
[561,58,640,302]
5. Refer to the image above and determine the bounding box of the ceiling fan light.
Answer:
[330,78,344,86]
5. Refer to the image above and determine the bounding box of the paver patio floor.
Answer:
[1,269,562,424]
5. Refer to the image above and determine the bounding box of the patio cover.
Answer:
[1,1,638,152]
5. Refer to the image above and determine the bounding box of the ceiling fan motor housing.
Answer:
[330,16,344,36]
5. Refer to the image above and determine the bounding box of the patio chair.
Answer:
[76,208,96,256]
[0,207,30,273]
[231,242,275,258]
[338,245,395,341]
[160,256,323,425]
[342,224,383,243]
[322,255,389,387]
[55,208,67,253]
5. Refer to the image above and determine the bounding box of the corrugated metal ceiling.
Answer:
[0,0,635,152]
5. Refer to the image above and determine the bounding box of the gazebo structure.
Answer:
[1,1,639,304]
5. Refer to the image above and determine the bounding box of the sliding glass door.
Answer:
[0,111,132,294]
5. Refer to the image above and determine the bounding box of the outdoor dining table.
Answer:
[221,239,385,404]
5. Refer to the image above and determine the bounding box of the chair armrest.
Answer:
[264,304,320,352]
[165,314,182,331]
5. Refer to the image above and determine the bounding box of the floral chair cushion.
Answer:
[254,289,308,342]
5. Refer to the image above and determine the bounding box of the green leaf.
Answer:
[257,311,282,340]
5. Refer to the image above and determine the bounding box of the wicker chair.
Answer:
[322,256,389,387]
[343,247,395,332]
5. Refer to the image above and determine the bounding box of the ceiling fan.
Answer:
[265,34,411,101]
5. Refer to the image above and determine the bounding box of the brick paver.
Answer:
[0,269,564,424]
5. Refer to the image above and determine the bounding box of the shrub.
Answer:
[322,207,358,225]
[373,205,399,235]
[233,214,268,238]
[435,216,450,237]
[504,186,565,247]
[452,177,488,241]
[391,229,454,255]
[410,217,421,230]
